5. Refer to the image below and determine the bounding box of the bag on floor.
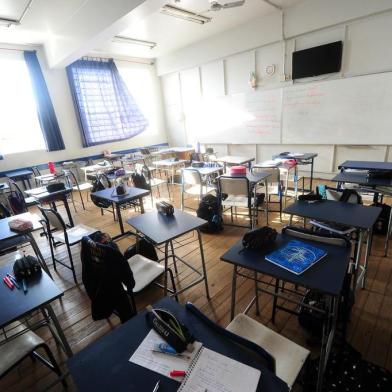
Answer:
[196,194,223,233]
[372,202,391,235]
[124,238,158,261]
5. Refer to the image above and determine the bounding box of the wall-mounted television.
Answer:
[292,41,343,79]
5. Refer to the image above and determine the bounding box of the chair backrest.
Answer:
[63,169,78,187]
[38,206,66,233]
[141,165,152,182]
[31,166,41,177]
[218,176,250,197]
[0,202,11,219]
[185,302,276,373]
[80,233,136,322]
[99,173,112,189]
[282,226,351,247]
[182,169,202,186]
[253,167,280,183]
[7,180,27,214]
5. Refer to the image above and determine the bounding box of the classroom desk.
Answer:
[221,232,351,392]
[80,162,113,181]
[212,155,255,171]
[153,159,187,184]
[127,209,210,298]
[6,169,33,190]
[0,264,72,357]
[272,152,318,192]
[68,297,288,392]
[333,171,392,256]
[90,187,150,239]
[283,200,381,290]
[103,153,124,163]
[183,165,222,177]
[0,212,51,276]
[338,160,392,172]
[25,186,74,227]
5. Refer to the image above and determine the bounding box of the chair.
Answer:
[226,314,310,390]
[279,163,305,205]
[39,206,97,283]
[8,179,38,214]
[0,328,66,387]
[32,166,56,187]
[181,168,215,210]
[218,176,258,228]
[140,164,170,205]
[64,169,92,210]
[253,167,283,221]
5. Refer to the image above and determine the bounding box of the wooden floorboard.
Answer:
[0,179,391,391]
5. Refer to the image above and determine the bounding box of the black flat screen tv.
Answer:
[292,41,343,79]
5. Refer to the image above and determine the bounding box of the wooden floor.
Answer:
[1,179,392,391]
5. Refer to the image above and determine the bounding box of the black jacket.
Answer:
[81,232,136,323]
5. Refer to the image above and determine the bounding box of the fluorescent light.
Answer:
[160,4,211,25]
[112,36,157,49]
[0,18,19,28]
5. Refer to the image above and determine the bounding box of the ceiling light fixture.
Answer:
[112,36,157,49]
[160,4,212,25]
[0,0,34,28]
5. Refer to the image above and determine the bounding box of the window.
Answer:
[67,58,148,147]
[0,51,46,154]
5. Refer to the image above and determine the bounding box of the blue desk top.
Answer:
[0,264,62,327]
[273,152,317,161]
[332,172,392,187]
[68,297,288,392]
[127,209,207,244]
[338,160,392,171]
[0,212,43,242]
[91,186,150,204]
[6,169,33,178]
[283,200,381,230]
[221,233,351,297]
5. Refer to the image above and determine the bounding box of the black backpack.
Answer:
[8,190,26,214]
[131,173,150,191]
[124,238,158,261]
[196,194,223,233]
[90,177,112,209]
[0,202,11,219]
[372,202,391,235]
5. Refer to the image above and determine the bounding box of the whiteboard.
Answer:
[188,88,282,144]
[282,72,392,144]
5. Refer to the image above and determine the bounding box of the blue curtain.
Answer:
[24,51,65,151]
[66,58,147,147]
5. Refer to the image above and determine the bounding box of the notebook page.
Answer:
[129,329,202,379]
[179,347,261,392]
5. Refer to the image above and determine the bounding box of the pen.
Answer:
[170,370,186,377]
[152,380,160,392]
[6,274,20,289]
[3,277,13,290]
[22,279,28,294]
[151,349,191,360]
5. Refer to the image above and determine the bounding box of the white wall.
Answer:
[158,0,392,178]
[0,46,167,174]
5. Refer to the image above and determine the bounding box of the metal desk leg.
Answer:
[310,158,314,191]
[116,203,124,234]
[170,240,178,274]
[197,229,210,299]
[27,233,52,279]
[139,197,145,214]
[63,197,74,227]
[230,265,238,321]
[254,271,260,315]
[264,179,269,226]
[44,304,73,357]
[353,230,364,294]
[164,241,169,297]
[362,228,372,289]
[384,206,392,257]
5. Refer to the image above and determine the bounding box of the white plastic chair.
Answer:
[227,313,309,390]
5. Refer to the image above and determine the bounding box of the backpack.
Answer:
[8,191,26,214]
[0,202,11,219]
[131,173,150,191]
[90,177,112,209]
[372,202,391,235]
[124,238,158,261]
[196,194,223,233]
[339,188,362,204]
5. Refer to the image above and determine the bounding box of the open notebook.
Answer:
[178,346,261,392]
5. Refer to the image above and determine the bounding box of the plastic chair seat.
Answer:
[0,331,45,376]
[53,224,97,245]
[184,185,215,196]
[222,195,255,208]
[127,254,165,293]
[73,183,93,191]
[226,314,309,389]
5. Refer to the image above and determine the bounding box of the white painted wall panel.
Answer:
[201,60,225,98]
[225,51,255,95]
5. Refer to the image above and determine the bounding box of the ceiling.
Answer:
[95,0,305,58]
[0,0,306,60]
